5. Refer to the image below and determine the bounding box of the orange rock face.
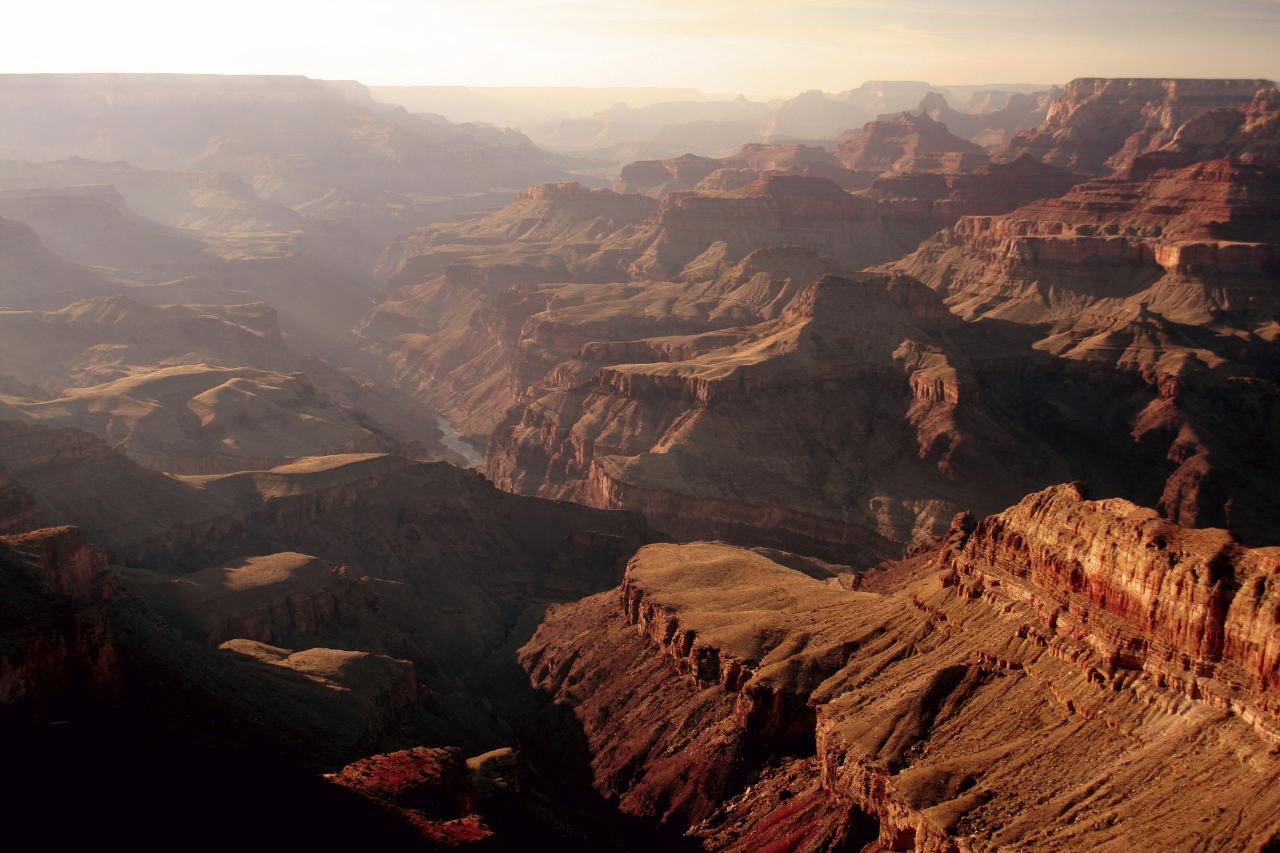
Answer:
[522,502,1280,851]
[941,484,1280,729]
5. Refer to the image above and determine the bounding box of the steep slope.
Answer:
[0,421,660,781]
[521,499,1280,849]
[375,181,657,287]
[861,155,1083,240]
[356,174,935,442]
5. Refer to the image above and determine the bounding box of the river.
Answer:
[436,413,483,468]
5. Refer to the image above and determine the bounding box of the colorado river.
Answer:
[436,414,484,468]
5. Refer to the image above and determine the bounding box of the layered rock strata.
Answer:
[522,501,1280,850]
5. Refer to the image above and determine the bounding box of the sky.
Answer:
[3,0,1279,95]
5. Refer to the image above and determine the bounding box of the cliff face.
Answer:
[0,526,121,708]
[996,77,1275,175]
[878,94,1280,547]
[890,156,1280,325]
[483,272,993,564]
[0,424,658,719]
[861,154,1083,239]
[326,746,491,844]
[521,512,1280,851]
[617,153,723,196]
[615,175,916,280]
[484,268,1269,561]
[122,552,361,648]
[939,484,1280,721]
[357,242,843,441]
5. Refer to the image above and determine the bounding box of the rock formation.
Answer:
[834,111,989,174]
[0,296,458,471]
[481,273,1047,562]
[325,747,493,844]
[914,88,1060,148]
[617,145,865,197]
[6,72,1280,850]
[0,525,120,706]
[996,77,1275,175]
[522,502,1280,849]
[890,155,1280,324]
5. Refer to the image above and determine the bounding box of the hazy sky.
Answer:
[5,0,1279,94]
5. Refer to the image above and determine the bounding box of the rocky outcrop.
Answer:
[486,270,1241,561]
[522,526,1280,851]
[218,639,426,762]
[890,138,1280,326]
[939,484,1280,726]
[375,181,656,286]
[1,525,110,598]
[617,153,723,197]
[861,154,1083,238]
[325,747,493,845]
[0,424,658,704]
[835,111,989,174]
[122,552,360,647]
[0,526,121,708]
[996,77,1275,175]
[357,245,842,441]
[1147,86,1280,170]
[615,175,917,280]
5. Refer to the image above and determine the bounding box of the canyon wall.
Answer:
[522,490,1280,850]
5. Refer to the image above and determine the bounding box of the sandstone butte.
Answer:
[833,111,989,174]
[521,484,1280,851]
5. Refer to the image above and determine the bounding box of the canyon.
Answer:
[522,485,1280,850]
[2,71,1279,850]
